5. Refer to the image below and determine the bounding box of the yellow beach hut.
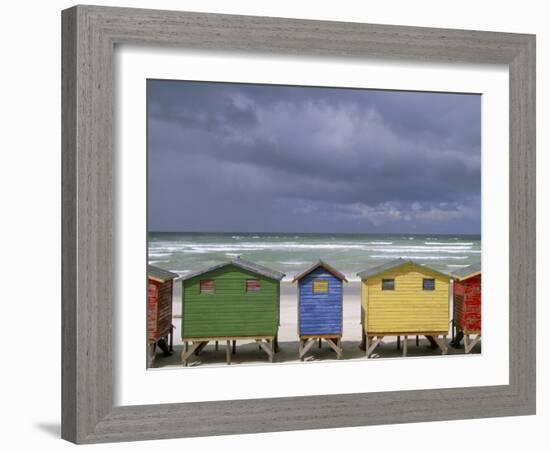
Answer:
[357,258,452,357]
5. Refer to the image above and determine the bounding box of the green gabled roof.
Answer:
[356,258,452,280]
[180,257,285,282]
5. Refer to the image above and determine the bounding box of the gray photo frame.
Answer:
[62,5,536,444]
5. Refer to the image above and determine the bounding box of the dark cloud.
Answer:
[147,80,481,234]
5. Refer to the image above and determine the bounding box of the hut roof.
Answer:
[356,258,452,280]
[451,262,481,281]
[292,260,348,283]
[148,265,178,282]
[179,257,285,282]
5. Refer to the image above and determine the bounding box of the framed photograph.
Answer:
[62,5,535,444]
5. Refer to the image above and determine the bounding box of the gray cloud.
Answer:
[147,80,481,234]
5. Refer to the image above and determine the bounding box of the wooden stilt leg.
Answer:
[232,340,236,354]
[299,339,304,361]
[318,338,322,349]
[403,336,408,357]
[397,336,401,350]
[326,337,343,360]
[464,333,481,353]
[256,339,274,362]
[299,338,316,360]
[182,350,187,368]
[215,340,218,351]
[184,341,189,352]
[416,335,419,347]
[360,329,366,351]
[181,341,208,367]
[366,336,372,356]
[366,336,383,358]
[432,335,449,355]
[147,343,155,368]
[226,340,231,365]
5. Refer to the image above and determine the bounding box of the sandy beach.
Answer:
[152,281,480,369]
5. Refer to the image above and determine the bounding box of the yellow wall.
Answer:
[361,262,450,334]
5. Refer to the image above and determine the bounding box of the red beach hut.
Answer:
[148,265,178,367]
[451,263,481,353]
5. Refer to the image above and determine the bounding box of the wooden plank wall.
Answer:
[147,280,159,343]
[298,267,343,336]
[453,275,481,332]
[364,263,450,333]
[182,266,279,338]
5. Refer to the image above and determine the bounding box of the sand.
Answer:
[153,281,480,369]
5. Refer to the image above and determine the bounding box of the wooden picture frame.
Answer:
[62,5,536,444]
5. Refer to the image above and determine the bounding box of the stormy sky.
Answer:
[147,80,481,235]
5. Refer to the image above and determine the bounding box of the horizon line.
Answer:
[147,230,481,237]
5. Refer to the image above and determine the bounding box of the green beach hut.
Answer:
[180,257,285,365]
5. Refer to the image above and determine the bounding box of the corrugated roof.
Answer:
[451,262,481,280]
[292,260,348,282]
[148,265,178,282]
[356,258,452,280]
[179,257,285,281]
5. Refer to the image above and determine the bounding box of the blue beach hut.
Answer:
[292,260,347,360]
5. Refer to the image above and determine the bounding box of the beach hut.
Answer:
[451,263,481,353]
[147,265,178,367]
[179,257,285,365]
[292,260,347,360]
[357,258,452,357]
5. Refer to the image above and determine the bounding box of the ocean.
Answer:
[148,232,481,282]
